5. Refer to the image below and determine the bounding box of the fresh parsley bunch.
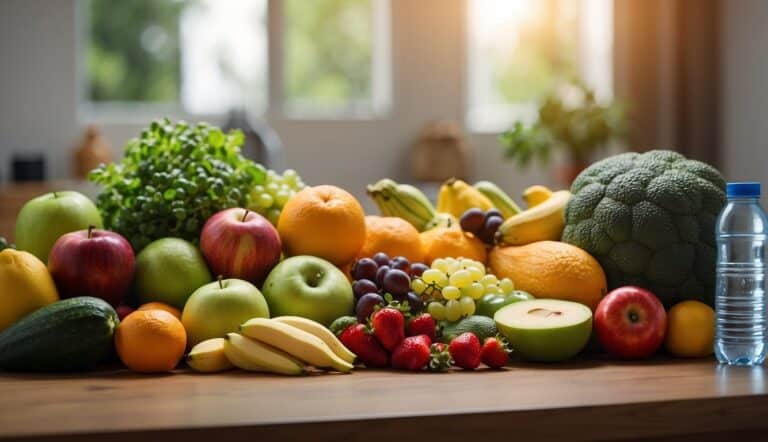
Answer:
[89,118,266,251]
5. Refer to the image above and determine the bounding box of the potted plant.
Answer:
[499,82,628,186]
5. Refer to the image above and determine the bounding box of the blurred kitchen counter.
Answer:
[0,181,99,241]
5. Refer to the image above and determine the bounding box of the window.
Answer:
[466,0,614,132]
[80,0,389,118]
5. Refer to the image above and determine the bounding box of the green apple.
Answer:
[182,277,270,346]
[494,299,592,362]
[15,191,102,262]
[262,255,353,326]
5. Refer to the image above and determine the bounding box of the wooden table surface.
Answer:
[1,358,767,442]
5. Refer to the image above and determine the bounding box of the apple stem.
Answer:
[218,275,224,289]
[241,209,249,222]
[87,225,95,239]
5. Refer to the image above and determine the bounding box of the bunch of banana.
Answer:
[437,178,495,218]
[185,316,356,375]
[473,180,522,218]
[522,185,553,208]
[495,189,572,246]
[367,178,453,231]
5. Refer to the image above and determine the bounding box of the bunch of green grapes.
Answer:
[248,169,306,225]
[410,257,515,322]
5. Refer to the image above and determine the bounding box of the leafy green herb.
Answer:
[89,118,266,251]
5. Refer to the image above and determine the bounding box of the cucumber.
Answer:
[0,296,119,371]
[440,315,498,343]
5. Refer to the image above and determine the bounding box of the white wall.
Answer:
[721,0,768,188]
[0,0,555,213]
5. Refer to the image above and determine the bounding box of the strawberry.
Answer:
[391,335,432,370]
[371,307,405,351]
[338,324,388,368]
[448,332,481,370]
[428,342,453,372]
[481,336,511,368]
[406,313,436,341]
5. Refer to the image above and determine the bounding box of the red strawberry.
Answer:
[391,335,432,370]
[338,324,388,368]
[481,336,510,368]
[371,307,405,351]
[406,313,436,341]
[449,332,481,370]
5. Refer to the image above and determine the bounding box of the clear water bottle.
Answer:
[715,182,768,365]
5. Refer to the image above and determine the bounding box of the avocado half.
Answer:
[494,299,592,362]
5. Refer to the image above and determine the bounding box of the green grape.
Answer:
[467,265,485,281]
[444,259,461,274]
[283,168,298,181]
[275,190,291,206]
[267,208,281,225]
[431,258,449,273]
[442,285,461,300]
[480,274,499,287]
[462,282,485,300]
[252,184,265,195]
[448,269,472,288]
[266,182,280,194]
[428,302,446,321]
[422,269,448,287]
[485,284,503,295]
[445,299,462,322]
[258,193,274,209]
[499,278,515,293]
[411,278,427,294]
[459,296,476,316]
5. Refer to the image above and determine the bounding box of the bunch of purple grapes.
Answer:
[351,252,430,322]
[460,208,504,245]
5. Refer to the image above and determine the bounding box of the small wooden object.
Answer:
[411,121,470,182]
[73,125,113,179]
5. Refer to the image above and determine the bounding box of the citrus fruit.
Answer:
[664,300,715,358]
[138,302,182,320]
[277,185,366,266]
[0,249,59,332]
[115,309,187,372]
[134,238,211,310]
[419,227,486,265]
[489,241,607,311]
[358,216,424,263]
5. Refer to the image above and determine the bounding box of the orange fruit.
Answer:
[358,216,424,263]
[665,300,715,358]
[115,310,187,373]
[278,185,366,266]
[138,302,182,320]
[489,241,607,311]
[419,227,486,265]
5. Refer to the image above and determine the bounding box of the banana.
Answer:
[473,181,522,218]
[439,178,494,218]
[272,316,356,364]
[186,338,234,373]
[223,332,305,375]
[522,185,553,208]
[240,318,354,373]
[367,178,445,232]
[495,190,572,246]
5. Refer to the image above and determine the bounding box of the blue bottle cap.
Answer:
[727,182,761,197]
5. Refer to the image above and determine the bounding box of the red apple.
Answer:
[200,208,281,285]
[48,226,136,306]
[594,286,667,359]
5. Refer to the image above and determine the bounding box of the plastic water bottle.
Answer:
[715,182,768,365]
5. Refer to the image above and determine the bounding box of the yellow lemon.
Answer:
[664,300,715,358]
[0,249,59,332]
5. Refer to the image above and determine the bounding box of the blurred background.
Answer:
[0,0,758,233]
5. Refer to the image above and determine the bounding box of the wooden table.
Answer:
[1,358,767,442]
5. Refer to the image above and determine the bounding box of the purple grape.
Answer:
[390,256,411,273]
[356,293,385,322]
[372,252,391,267]
[479,216,504,244]
[375,265,391,287]
[406,292,425,313]
[352,258,378,281]
[353,279,379,299]
[382,269,411,297]
[485,209,503,220]
[410,262,429,278]
[460,208,486,234]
